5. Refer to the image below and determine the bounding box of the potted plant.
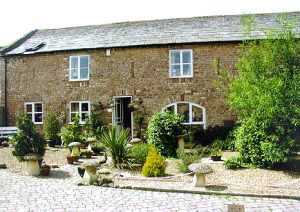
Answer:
[81,149,94,158]
[12,113,45,176]
[45,111,61,147]
[134,113,144,139]
[40,164,51,176]
[210,149,222,161]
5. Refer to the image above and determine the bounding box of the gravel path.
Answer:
[1,146,299,197]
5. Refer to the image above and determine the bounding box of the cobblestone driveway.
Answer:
[0,166,300,211]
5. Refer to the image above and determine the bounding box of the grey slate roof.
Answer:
[4,12,300,55]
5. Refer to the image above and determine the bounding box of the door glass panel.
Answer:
[177,103,189,123]
[192,105,203,122]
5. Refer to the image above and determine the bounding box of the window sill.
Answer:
[169,76,193,79]
[69,79,89,82]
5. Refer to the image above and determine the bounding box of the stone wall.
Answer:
[0,56,5,126]
[5,43,239,130]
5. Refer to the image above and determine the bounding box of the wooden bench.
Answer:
[0,127,18,139]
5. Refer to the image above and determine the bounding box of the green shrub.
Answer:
[44,111,61,145]
[99,125,131,167]
[142,146,166,177]
[130,143,149,165]
[147,111,184,157]
[224,157,245,170]
[59,114,83,146]
[177,148,202,173]
[12,113,45,162]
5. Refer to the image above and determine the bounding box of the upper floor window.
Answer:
[70,101,90,124]
[69,55,89,81]
[169,50,193,78]
[25,102,43,124]
[164,102,206,128]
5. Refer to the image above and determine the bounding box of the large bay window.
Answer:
[164,102,206,128]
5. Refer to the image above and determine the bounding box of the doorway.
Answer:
[113,96,132,137]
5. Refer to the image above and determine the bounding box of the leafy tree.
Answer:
[12,113,45,162]
[224,15,300,167]
[44,110,61,145]
[147,111,184,157]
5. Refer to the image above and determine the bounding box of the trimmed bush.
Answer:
[130,143,149,165]
[44,111,61,145]
[147,111,184,157]
[12,113,45,162]
[59,114,83,146]
[177,148,202,173]
[224,157,245,170]
[142,146,166,177]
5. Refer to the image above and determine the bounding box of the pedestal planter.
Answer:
[68,142,81,156]
[24,154,43,176]
[188,163,213,187]
[82,160,99,185]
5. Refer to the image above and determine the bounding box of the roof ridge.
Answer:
[36,11,300,32]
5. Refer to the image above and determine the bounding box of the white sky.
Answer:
[1,0,300,46]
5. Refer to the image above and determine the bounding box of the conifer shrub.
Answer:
[142,146,166,177]
[130,143,149,165]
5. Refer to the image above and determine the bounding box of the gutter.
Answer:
[4,57,7,126]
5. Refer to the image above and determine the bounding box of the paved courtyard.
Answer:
[0,165,300,211]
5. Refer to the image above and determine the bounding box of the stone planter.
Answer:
[25,160,40,176]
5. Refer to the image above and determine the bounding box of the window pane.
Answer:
[192,105,203,122]
[71,113,76,122]
[71,103,79,112]
[80,56,89,68]
[80,67,89,79]
[171,51,180,64]
[34,103,42,112]
[26,104,32,113]
[171,65,181,77]
[183,64,191,76]
[166,105,175,113]
[81,113,87,122]
[34,113,43,123]
[71,68,78,79]
[81,103,89,112]
[177,103,189,123]
[182,51,191,63]
[71,57,78,69]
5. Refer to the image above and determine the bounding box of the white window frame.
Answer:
[24,102,43,124]
[163,102,206,129]
[69,55,90,81]
[70,101,90,124]
[169,49,193,78]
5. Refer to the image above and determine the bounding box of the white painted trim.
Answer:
[112,96,133,139]
[169,49,193,78]
[163,102,206,129]
[69,55,90,81]
[69,101,90,124]
[24,102,43,124]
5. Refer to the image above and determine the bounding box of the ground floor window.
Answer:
[70,101,90,124]
[25,102,43,124]
[164,102,206,129]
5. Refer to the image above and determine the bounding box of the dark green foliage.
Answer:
[130,143,149,165]
[59,114,83,146]
[224,157,246,170]
[142,146,166,177]
[147,111,184,157]
[193,125,233,147]
[99,125,131,167]
[134,113,145,139]
[44,111,61,145]
[177,148,202,173]
[12,113,45,162]
[85,101,108,138]
[226,16,300,167]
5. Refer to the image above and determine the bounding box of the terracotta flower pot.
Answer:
[66,156,75,164]
[41,165,51,176]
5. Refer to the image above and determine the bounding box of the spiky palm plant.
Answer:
[99,125,131,167]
